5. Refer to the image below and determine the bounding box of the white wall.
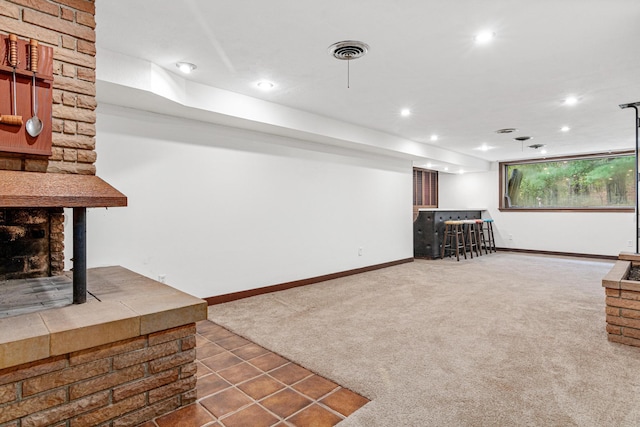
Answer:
[71,104,413,298]
[438,165,635,256]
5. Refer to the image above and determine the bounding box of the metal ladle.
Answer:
[26,39,42,137]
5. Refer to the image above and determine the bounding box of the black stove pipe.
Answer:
[619,102,640,254]
[72,207,86,304]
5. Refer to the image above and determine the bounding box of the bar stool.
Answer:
[462,219,481,258]
[441,220,466,261]
[483,218,496,253]
[475,219,488,254]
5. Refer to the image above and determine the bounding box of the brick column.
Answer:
[603,253,640,347]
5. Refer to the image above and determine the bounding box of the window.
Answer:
[500,152,635,211]
[413,168,438,208]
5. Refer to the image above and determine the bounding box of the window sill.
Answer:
[498,207,634,213]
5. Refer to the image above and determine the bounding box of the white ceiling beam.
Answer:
[97,48,491,172]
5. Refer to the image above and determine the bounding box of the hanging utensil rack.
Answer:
[0,33,53,156]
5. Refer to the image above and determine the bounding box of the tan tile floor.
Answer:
[143,320,369,427]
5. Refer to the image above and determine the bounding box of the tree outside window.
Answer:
[501,152,635,210]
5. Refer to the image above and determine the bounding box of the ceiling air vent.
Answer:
[495,128,518,134]
[328,40,370,60]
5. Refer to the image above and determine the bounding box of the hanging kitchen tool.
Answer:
[1,34,23,126]
[25,39,42,137]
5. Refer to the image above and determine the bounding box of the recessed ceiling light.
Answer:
[474,31,495,44]
[564,96,578,106]
[444,167,449,171]
[478,143,491,151]
[401,108,411,117]
[430,134,438,141]
[541,149,548,154]
[256,80,275,90]
[426,162,432,168]
[560,126,570,132]
[176,62,197,74]
[459,169,465,174]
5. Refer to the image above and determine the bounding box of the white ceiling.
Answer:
[95,0,640,170]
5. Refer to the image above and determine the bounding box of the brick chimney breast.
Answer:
[0,0,97,279]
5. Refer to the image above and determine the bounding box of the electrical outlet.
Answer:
[508,234,513,241]
[158,274,166,283]
[628,240,633,247]
[358,247,363,256]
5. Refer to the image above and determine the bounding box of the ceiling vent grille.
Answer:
[328,41,370,60]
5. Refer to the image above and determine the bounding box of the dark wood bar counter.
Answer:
[413,209,484,258]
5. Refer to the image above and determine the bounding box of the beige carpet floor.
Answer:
[208,253,640,426]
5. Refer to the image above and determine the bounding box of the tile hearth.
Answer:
[0,274,89,319]
[143,320,370,427]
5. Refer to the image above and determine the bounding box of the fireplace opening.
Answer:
[0,170,127,314]
[0,207,64,280]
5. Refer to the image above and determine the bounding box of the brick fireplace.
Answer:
[0,2,207,425]
[0,0,98,281]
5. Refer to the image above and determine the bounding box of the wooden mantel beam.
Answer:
[0,170,127,208]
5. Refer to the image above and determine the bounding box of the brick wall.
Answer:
[0,0,97,278]
[0,324,197,426]
[0,0,97,175]
[605,285,640,348]
[603,254,640,347]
